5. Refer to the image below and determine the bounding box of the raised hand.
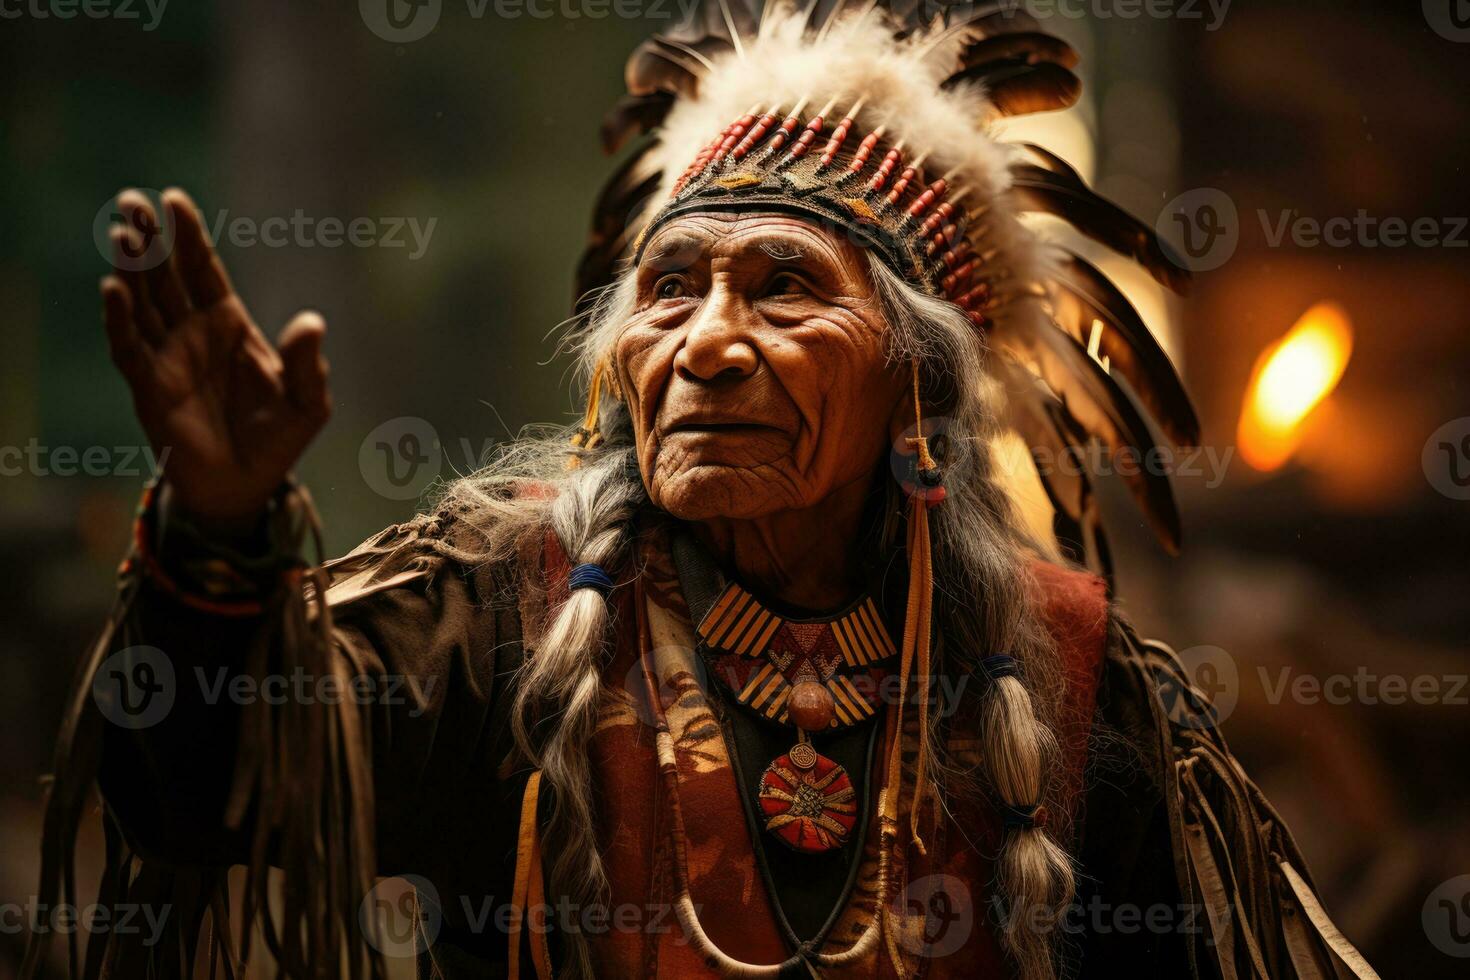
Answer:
[101,188,332,535]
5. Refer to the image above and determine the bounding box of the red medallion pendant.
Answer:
[757,742,857,853]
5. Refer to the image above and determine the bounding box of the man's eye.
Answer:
[765,273,809,297]
[655,277,688,300]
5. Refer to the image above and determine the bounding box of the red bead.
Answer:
[941,258,979,293]
[763,113,802,155]
[957,283,990,309]
[732,112,778,160]
[868,148,903,192]
[848,131,882,173]
[818,116,855,168]
[787,117,824,160]
[885,167,918,206]
[939,240,973,269]
[907,179,949,218]
[711,114,756,166]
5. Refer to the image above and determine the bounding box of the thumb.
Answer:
[278,310,332,423]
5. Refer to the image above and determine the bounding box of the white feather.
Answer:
[641,6,1057,334]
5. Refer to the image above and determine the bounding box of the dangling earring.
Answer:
[884,358,944,858]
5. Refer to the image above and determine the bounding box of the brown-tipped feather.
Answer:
[970,62,1082,116]
[1009,162,1192,293]
[956,31,1079,71]
[991,313,1183,553]
[1049,252,1200,446]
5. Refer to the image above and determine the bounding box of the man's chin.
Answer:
[647,464,794,521]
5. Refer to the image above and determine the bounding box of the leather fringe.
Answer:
[24,483,385,980]
[1113,624,1380,980]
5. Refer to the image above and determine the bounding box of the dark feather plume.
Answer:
[1009,161,1191,293]
[990,305,1183,553]
[575,141,662,307]
[1048,252,1199,446]
[600,92,676,154]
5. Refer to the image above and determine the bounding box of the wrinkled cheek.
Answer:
[613,330,672,481]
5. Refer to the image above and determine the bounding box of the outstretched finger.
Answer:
[112,224,168,347]
[117,189,191,327]
[100,276,149,384]
[278,311,332,423]
[163,187,233,307]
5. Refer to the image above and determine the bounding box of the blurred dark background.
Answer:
[1,0,1467,976]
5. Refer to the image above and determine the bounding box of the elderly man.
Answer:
[32,4,1376,980]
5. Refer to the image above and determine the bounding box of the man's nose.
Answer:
[674,286,759,382]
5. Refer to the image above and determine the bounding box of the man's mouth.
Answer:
[664,420,781,436]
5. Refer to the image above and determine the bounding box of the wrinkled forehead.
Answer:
[636,210,873,278]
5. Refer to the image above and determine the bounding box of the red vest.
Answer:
[542,536,1108,978]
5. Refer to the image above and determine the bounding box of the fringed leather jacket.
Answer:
[28,489,1376,979]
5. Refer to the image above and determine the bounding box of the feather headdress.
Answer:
[578,0,1198,568]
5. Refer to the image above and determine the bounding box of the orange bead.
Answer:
[788,681,835,732]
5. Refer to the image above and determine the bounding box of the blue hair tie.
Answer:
[568,563,615,598]
[981,654,1020,680]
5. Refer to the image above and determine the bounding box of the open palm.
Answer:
[102,189,331,532]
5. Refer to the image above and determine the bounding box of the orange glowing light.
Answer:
[1237,302,1354,472]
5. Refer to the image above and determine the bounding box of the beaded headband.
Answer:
[632,102,990,322]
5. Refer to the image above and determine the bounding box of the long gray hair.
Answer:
[430,255,1075,980]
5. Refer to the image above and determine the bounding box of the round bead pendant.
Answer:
[787,680,835,732]
[757,747,857,853]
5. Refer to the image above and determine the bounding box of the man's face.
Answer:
[613,212,907,521]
